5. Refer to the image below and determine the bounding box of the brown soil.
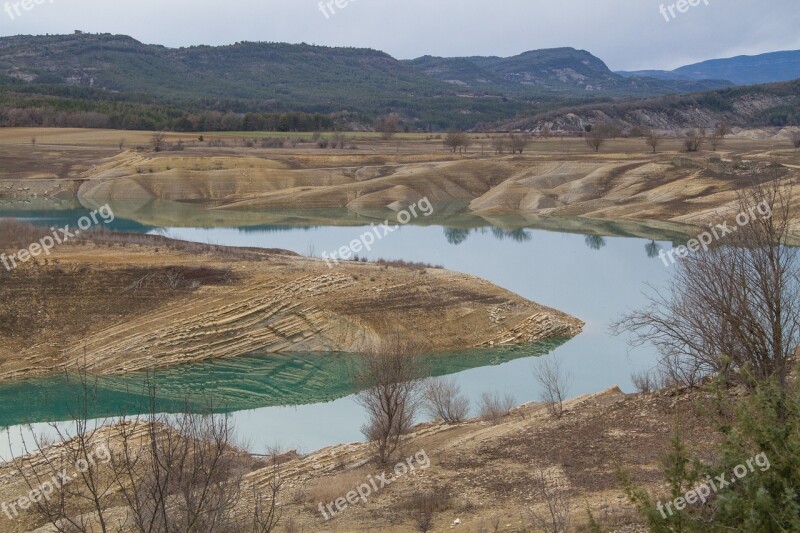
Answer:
[2,129,799,235]
[0,386,722,532]
[0,229,582,381]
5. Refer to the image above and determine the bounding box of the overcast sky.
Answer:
[1,0,799,70]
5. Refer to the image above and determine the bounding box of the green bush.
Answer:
[623,378,800,532]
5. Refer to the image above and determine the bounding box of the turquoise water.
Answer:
[0,204,677,458]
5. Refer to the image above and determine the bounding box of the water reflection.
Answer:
[645,240,661,258]
[584,235,607,250]
[0,341,569,427]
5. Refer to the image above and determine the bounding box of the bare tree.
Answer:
[791,131,800,149]
[528,470,572,533]
[613,176,800,390]
[492,135,507,155]
[354,337,424,464]
[645,130,662,153]
[478,391,516,424]
[9,364,117,533]
[444,131,468,153]
[150,132,166,152]
[585,124,611,152]
[375,113,400,140]
[507,133,528,154]
[631,369,655,394]
[683,129,705,152]
[9,367,283,533]
[709,123,730,151]
[423,377,470,424]
[533,357,572,419]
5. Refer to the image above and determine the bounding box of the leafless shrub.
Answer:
[260,137,286,148]
[444,131,469,153]
[683,129,706,152]
[10,382,117,532]
[478,391,516,424]
[528,470,572,533]
[0,218,55,249]
[9,368,283,533]
[208,139,226,147]
[791,131,800,149]
[375,113,400,140]
[167,139,185,151]
[150,132,166,152]
[709,122,730,151]
[422,377,470,424]
[123,267,234,293]
[492,136,507,154]
[631,369,655,394]
[306,470,365,508]
[331,132,348,149]
[405,490,451,532]
[645,129,662,153]
[613,175,799,390]
[353,336,425,464]
[533,357,572,419]
[585,124,610,152]
[507,133,528,154]
[374,258,443,270]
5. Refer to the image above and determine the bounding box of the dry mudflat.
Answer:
[2,128,798,234]
[0,226,582,381]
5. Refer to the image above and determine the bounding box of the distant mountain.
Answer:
[616,70,697,81]
[0,33,451,110]
[0,33,792,132]
[617,50,800,86]
[406,48,732,96]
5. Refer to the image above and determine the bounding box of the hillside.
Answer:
[0,34,736,131]
[407,48,731,96]
[0,33,543,130]
[501,79,800,132]
[618,49,800,86]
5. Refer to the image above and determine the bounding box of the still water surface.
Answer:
[0,205,678,458]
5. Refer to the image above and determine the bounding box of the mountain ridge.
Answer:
[617,50,800,86]
[0,33,797,131]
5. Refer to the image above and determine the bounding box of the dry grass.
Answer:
[306,469,367,507]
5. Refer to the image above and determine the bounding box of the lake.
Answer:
[0,203,679,458]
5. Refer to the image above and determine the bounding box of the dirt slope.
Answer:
[0,386,718,532]
[0,230,582,381]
